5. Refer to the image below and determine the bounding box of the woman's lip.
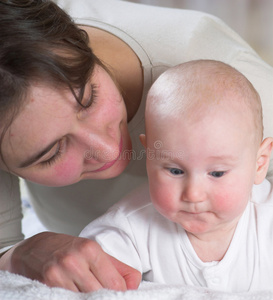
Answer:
[91,138,123,173]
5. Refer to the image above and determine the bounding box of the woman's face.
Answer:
[1,65,132,186]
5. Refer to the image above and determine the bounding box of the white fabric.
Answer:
[1,0,273,245]
[1,271,273,300]
[80,179,273,293]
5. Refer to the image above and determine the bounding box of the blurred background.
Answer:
[123,0,273,66]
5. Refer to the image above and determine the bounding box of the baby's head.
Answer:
[146,59,263,149]
[141,60,273,237]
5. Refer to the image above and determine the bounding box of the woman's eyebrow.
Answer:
[18,140,59,168]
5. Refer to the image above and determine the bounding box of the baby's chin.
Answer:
[174,212,218,233]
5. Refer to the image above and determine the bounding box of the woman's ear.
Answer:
[139,134,147,149]
[255,137,273,184]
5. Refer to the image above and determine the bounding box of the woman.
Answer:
[0,0,273,292]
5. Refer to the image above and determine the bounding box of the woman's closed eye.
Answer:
[81,84,99,109]
[40,138,66,167]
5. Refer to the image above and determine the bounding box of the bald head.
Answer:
[146,60,263,145]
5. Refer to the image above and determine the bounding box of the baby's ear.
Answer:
[139,134,147,149]
[255,137,273,184]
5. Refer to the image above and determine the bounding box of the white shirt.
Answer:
[80,179,273,292]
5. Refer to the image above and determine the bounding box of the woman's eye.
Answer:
[82,84,99,108]
[210,171,225,178]
[40,139,65,167]
[169,168,184,175]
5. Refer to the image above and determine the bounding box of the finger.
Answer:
[88,251,127,291]
[71,263,104,292]
[41,264,80,292]
[109,256,142,290]
[75,274,103,292]
[72,238,127,292]
[45,252,103,293]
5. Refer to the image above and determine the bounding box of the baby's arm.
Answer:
[80,183,153,285]
[80,206,144,275]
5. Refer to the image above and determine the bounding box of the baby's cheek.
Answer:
[214,193,231,211]
[151,190,175,218]
[213,189,248,215]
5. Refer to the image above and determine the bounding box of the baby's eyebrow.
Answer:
[152,150,184,161]
[209,155,236,159]
[208,155,238,162]
[18,139,59,168]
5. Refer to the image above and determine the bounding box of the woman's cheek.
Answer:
[52,159,82,186]
[44,155,82,186]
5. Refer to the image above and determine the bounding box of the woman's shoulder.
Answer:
[55,0,259,73]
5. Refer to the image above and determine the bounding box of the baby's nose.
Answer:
[182,178,206,203]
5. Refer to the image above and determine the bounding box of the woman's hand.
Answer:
[0,232,141,292]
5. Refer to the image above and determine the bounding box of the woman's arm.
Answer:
[0,232,141,292]
[0,170,140,291]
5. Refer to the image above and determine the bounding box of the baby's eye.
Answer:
[209,171,225,178]
[169,168,184,175]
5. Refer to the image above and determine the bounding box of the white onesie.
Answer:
[80,179,273,292]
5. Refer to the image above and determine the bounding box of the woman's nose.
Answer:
[182,177,206,203]
[77,125,120,164]
[85,133,120,163]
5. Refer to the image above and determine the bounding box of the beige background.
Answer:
[123,0,273,66]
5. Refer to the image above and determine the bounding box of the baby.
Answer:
[80,60,273,292]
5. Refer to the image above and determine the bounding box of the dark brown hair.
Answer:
[0,0,102,163]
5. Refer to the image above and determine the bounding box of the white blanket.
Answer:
[1,271,273,300]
